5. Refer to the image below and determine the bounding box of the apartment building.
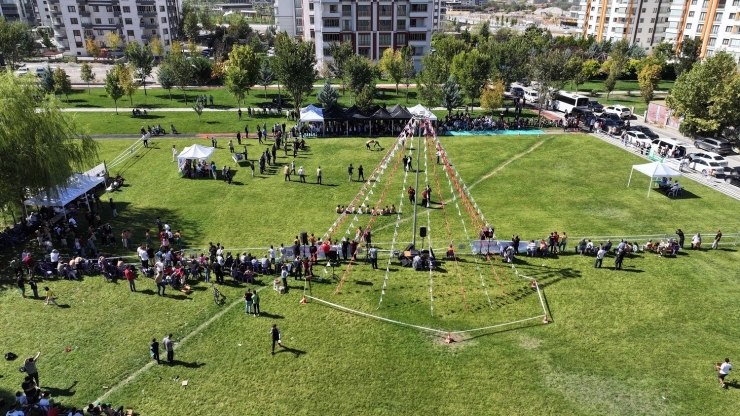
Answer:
[665,0,740,59]
[576,0,670,52]
[34,0,183,56]
[1,0,36,24]
[274,0,445,68]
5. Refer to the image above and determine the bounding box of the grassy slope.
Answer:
[1,134,739,415]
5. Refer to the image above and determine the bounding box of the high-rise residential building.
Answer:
[274,0,445,68]
[665,0,740,60]
[1,0,36,24]
[576,0,671,52]
[34,0,183,56]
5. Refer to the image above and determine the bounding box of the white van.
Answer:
[651,138,687,158]
[523,89,539,103]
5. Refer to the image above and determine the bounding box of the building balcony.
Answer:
[321,25,340,32]
[409,25,427,31]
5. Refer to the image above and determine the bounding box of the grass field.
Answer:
[2,132,740,415]
[563,79,675,94]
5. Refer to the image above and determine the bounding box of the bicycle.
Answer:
[212,284,224,306]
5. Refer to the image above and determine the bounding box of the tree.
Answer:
[451,49,491,106]
[317,78,339,108]
[327,42,354,94]
[124,41,155,95]
[149,35,164,57]
[192,95,204,122]
[271,32,317,113]
[429,34,466,80]
[257,59,275,98]
[666,52,740,137]
[480,80,505,114]
[604,69,618,99]
[116,64,139,107]
[157,64,176,100]
[564,57,583,91]
[378,48,404,94]
[183,11,200,43]
[638,63,662,104]
[38,66,54,93]
[190,56,213,86]
[39,27,54,49]
[52,66,72,103]
[344,55,375,103]
[417,51,446,109]
[488,37,530,86]
[104,68,125,114]
[401,46,416,104]
[80,62,96,94]
[249,35,266,54]
[355,85,375,113]
[440,76,464,116]
[0,72,99,211]
[223,44,260,108]
[530,49,568,123]
[163,43,193,103]
[477,21,490,41]
[0,19,36,69]
[104,31,122,51]
[675,37,701,77]
[653,42,674,64]
[85,37,101,59]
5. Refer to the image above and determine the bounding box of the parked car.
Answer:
[603,112,625,128]
[510,87,525,97]
[693,137,732,155]
[627,125,659,139]
[597,118,622,134]
[588,100,604,113]
[652,138,687,158]
[604,105,632,119]
[14,67,29,76]
[688,159,725,175]
[35,67,46,76]
[523,89,539,103]
[571,107,595,122]
[201,48,212,57]
[519,78,530,87]
[687,152,729,167]
[625,131,652,147]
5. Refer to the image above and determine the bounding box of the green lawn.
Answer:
[2,133,739,414]
[563,79,675,94]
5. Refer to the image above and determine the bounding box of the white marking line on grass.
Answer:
[468,138,549,190]
[93,286,266,404]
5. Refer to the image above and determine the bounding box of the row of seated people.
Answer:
[335,205,397,215]
[642,239,681,256]
[13,382,125,416]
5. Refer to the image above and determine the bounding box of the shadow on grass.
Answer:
[275,346,306,358]
[169,360,205,368]
[43,380,78,397]
[259,312,284,319]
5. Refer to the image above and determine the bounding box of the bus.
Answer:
[551,91,590,113]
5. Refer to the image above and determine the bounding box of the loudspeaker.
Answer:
[400,257,411,267]
[419,226,427,238]
[300,231,308,246]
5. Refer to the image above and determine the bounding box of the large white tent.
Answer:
[24,174,106,209]
[627,162,682,197]
[408,104,438,121]
[178,144,215,161]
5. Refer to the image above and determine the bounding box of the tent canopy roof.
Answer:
[299,109,324,122]
[322,105,347,120]
[345,105,370,120]
[178,144,215,160]
[632,162,682,178]
[24,174,105,207]
[388,104,412,120]
[408,104,437,120]
[301,104,322,115]
[372,107,393,120]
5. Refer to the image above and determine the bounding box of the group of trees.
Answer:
[0,19,36,68]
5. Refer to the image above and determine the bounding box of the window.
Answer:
[358,48,370,58]
[113,6,120,12]
[650,18,655,23]
[397,19,406,30]
[378,20,392,31]
[727,26,733,32]
[700,12,706,19]
[698,24,704,31]
[342,20,352,31]
[730,13,736,19]
[72,29,80,36]
[691,0,697,4]
[409,33,426,41]
[711,24,719,34]
[715,12,723,20]
[686,23,692,29]
[93,6,98,12]
[709,37,716,46]
[323,33,340,42]
[640,18,644,23]
[734,0,740,5]
[79,6,85,12]
[410,19,424,27]
[70,18,78,24]
[397,5,407,16]
[329,5,337,13]
[396,33,406,44]
[309,3,313,11]
[324,18,339,28]
[97,29,104,35]
[151,29,156,35]
[413,46,423,56]
[342,5,351,16]
[67,5,75,12]
[123,6,130,13]
[358,5,370,17]
[125,18,132,24]
[307,16,312,24]
[723,38,730,44]
[160,6,165,12]
[165,40,170,45]
[161,17,167,23]
[163,29,168,34]
[342,34,352,43]
[358,34,370,46]
[641,7,646,12]
[730,39,740,46]
[411,4,427,13]
[687,11,694,18]
[109,18,114,24]
[379,33,391,46]
[648,28,653,33]
[358,20,370,31]
[379,5,392,17]
[94,18,101,24]
[76,42,83,48]
[106,6,112,12]
[638,28,642,33]
[635,38,640,43]
[127,30,134,36]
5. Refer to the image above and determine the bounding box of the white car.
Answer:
[14,67,29,76]
[625,131,651,147]
[688,159,724,175]
[687,152,729,167]
[604,105,632,119]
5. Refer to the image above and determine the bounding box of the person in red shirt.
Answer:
[407,187,416,204]
[23,255,35,277]
[124,266,136,292]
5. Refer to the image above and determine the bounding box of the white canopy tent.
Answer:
[627,162,682,197]
[24,174,106,218]
[408,104,438,121]
[299,105,325,134]
[178,144,215,169]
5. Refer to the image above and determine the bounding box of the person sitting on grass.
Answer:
[577,239,587,255]
[691,233,702,249]
[527,240,537,257]
[446,245,456,260]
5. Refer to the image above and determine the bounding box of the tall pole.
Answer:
[411,118,422,248]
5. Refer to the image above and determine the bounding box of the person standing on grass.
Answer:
[270,324,283,354]
[28,278,39,298]
[559,232,568,253]
[24,352,41,386]
[163,334,174,364]
[712,229,722,249]
[238,109,242,121]
[17,275,26,298]
[124,266,136,292]
[718,358,732,388]
[594,245,606,268]
[298,166,306,183]
[229,140,235,153]
[252,290,260,316]
[347,164,354,182]
[280,265,289,293]
[369,245,378,269]
[284,165,291,181]
[244,289,254,314]
[358,165,364,182]
[109,198,118,218]
[150,338,160,364]
[44,287,58,306]
[172,145,177,162]
[250,160,255,177]
[316,166,322,184]
[675,229,685,248]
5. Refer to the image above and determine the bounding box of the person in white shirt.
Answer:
[14,392,28,406]
[6,404,24,416]
[718,358,733,388]
[594,246,607,268]
[137,245,149,269]
[172,145,178,162]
